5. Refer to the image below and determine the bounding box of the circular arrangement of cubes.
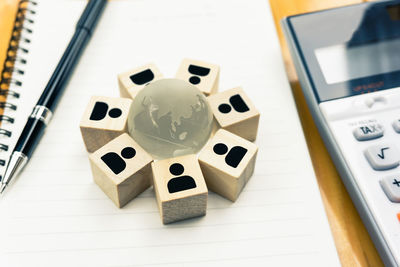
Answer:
[79,59,260,224]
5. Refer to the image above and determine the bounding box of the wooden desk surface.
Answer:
[0,0,384,266]
[269,0,383,266]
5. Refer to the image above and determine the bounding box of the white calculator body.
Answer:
[282,0,400,266]
[321,89,400,264]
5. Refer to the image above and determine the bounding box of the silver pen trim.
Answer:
[30,105,53,125]
[0,152,28,194]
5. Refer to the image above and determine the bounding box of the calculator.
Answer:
[282,0,400,266]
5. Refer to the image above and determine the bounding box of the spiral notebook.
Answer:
[0,0,76,176]
[0,0,35,170]
[0,0,341,266]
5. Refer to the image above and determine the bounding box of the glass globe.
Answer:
[128,78,213,159]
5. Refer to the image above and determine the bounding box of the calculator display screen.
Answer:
[287,0,400,102]
[315,38,400,84]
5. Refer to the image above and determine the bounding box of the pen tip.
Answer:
[0,183,6,194]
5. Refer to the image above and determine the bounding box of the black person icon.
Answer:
[89,133,153,208]
[207,87,259,141]
[167,163,197,193]
[129,69,155,85]
[213,143,248,168]
[176,59,220,95]
[187,64,211,85]
[118,63,163,99]
[218,94,250,114]
[80,96,132,153]
[199,129,257,202]
[89,101,122,121]
[101,146,136,175]
[152,154,208,224]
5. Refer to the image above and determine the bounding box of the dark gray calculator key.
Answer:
[380,176,400,202]
[353,123,383,141]
[393,120,400,133]
[364,144,400,171]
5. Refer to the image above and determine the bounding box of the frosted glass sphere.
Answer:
[128,78,213,159]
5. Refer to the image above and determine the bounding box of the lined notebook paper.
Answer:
[0,0,341,266]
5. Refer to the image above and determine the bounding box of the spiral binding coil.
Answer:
[0,0,37,167]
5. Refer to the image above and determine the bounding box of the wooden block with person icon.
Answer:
[80,96,132,153]
[207,87,260,141]
[175,58,220,96]
[118,63,163,99]
[152,154,208,224]
[89,133,153,208]
[198,129,258,202]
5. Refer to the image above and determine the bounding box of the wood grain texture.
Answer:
[151,154,208,224]
[175,58,220,96]
[80,95,132,153]
[269,0,383,266]
[207,87,260,141]
[199,129,258,202]
[89,133,153,208]
[118,63,163,99]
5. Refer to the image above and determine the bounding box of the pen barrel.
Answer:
[77,0,107,33]
[0,0,108,194]
[14,118,46,158]
[37,29,90,112]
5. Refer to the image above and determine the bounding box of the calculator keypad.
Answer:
[353,123,384,141]
[380,176,400,203]
[319,90,400,265]
[364,144,400,171]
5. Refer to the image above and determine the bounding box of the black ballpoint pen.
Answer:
[0,0,107,194]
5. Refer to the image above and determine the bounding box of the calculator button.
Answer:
[393,120,400,133]
[364,96,386,108]
[353,124,383,141]
[364,144,400,170]
[380,176,400,202]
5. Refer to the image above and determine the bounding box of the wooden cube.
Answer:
[198,129,258,202]
[175,58,220,96]
[89,133,153,208]
[152,154,208,224]
[118,63,163,99]
[80,96,132,153]
[207,87,260,141]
